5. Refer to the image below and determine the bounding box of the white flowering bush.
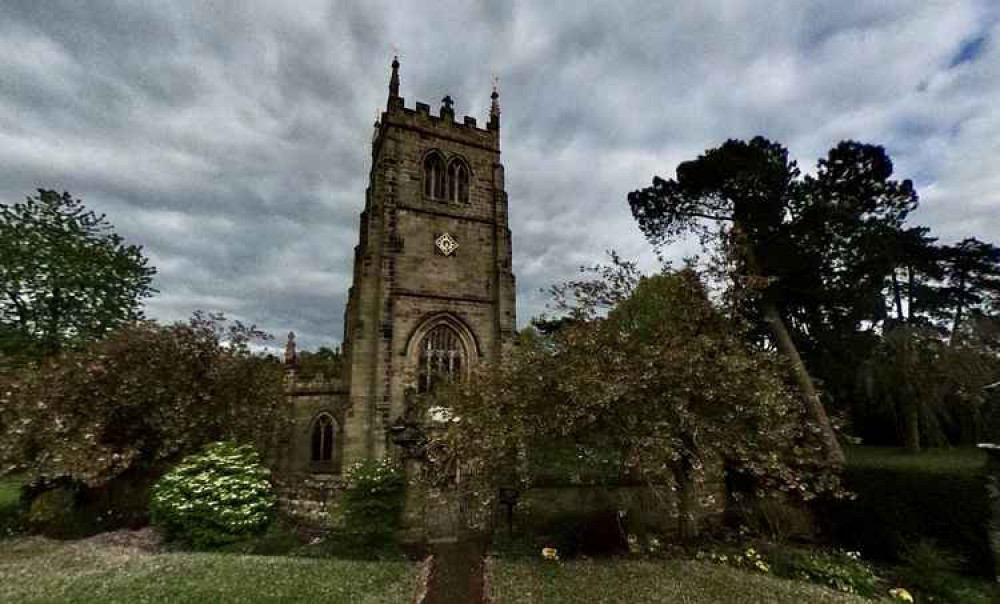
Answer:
[339,458,405,547]
[150,441,275,548]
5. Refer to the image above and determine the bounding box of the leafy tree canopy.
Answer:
[434,263,842,539]
[0,312,285,489]
[0,189,156,360]
[628,137,857,463]
[628,137,1000,451]
[939,237,1000,341]
[857,321,1000,450]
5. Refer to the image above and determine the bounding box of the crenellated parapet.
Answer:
[374,56,500,157]
[286,374,347,396]
[282,332,348,395]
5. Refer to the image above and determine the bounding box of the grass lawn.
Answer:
[489,558,874,603]
[0,475,23,536]
[0,536,418,604]
[0,478,19,507]
[845,444,988,474]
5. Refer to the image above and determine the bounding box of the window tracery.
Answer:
[447,160,470,203]
[424,153,446,199]
[310,413,335,463]
[417,324,466,393]
[424,153,470,203]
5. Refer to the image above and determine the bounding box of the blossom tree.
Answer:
[0,313,286,527]
[434,265,841,540]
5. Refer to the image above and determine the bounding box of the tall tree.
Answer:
[857,322,1000,451]
[792,142,917,324]
[0,190,156,357]
[884,226,945,326]
[939,238,1000,343]
[784,142,920,407]
[628,137,845,464]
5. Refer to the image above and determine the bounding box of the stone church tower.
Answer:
[338,57,517,465]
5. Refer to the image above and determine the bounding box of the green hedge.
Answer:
[826,446,991,576]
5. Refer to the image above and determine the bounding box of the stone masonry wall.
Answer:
[339,70,515,467]
[274,473,344,528]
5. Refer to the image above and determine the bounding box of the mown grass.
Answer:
[0,475,23,537]
[845,445,988,474]
[489,558,875,603]
[0,537,418,604]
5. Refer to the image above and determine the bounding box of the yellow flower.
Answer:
[889,588,914,603]
[542,547,559,561]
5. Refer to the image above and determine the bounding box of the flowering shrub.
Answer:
[150,441,275,548]
[339,458,405,547]
[697,546,771,574]
[776,549,879,598]
[889,588,914,602]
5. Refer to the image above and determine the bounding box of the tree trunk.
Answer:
[732,222,845,466]
[761,301,846,465]
[907,265,915,322]
[950,302,964,346]
[902,405,921,454]
[950,272,966,345]
[672,458,700,541]
[891,270,905,323]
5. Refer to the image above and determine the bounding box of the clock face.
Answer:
[435,232,459,256]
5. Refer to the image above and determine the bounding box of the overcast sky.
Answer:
[2,1,998,350]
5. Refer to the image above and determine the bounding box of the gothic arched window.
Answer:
[311,413,335,463]
[418,325,466,393]
[424,153,446,199]
[447,160,470,203]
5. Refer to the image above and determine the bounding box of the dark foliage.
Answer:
[825,448,992,576]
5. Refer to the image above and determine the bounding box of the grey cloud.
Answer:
[2,0,999,350]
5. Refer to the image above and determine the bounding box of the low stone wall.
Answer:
[273,473,344,527]
[516,479,727,539]
[274,462,732,546]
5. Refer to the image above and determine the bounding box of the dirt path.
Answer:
[420,539,487,604]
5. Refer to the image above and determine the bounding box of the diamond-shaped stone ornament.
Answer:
[435,232,459,256]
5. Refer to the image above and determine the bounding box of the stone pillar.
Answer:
[980,444,1000,583]
[399,455,427,545]
[389,393,431,547]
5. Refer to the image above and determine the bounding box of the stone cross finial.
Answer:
[284,331,297,366]
[442,95,454,110]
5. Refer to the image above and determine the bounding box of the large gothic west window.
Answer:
[424,153,446,199]
[417,325,466,393]
[447,160,470,203]
[310,413,335,463]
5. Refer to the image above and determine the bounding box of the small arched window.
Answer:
[418,325,466,393]
[447,160,470,203]
[424,153,446,199]
[311,414,335,463]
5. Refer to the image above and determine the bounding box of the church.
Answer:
[277,58,517,498]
